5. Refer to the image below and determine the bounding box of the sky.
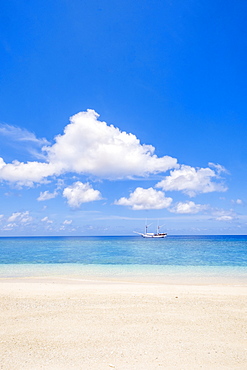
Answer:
[0,0,247,236]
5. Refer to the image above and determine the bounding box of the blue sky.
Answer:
[0,0,246,235]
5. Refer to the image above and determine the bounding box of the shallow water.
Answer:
[0,236,246,280]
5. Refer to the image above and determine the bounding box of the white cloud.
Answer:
[115,187,173,210]
[216,215,234,221]
[0,111,229,218]
[208,162,228,174]
[63,181,102,208]
[231,199,243,205]
[8,211,32,224]
[3,223,17,230]
[41,216,53,224]
[8,212,24,222]
[0,158,56,186]
[236,199,243,204]
[212,209,236,222]
[0,123,49,160]
[63,219,72,225]
[156,164,227,197]
[0,123,49,145]
[0,110,178,186]
[169,201,208,214]
[37,190,58,201]
[44,109,178,179]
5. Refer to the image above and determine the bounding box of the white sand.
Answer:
[0,277,247,369]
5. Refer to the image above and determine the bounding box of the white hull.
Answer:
[141,233,167,238]
[134,223,167,238]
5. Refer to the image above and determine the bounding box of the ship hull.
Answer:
[141,233,167,238]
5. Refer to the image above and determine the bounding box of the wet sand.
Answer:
[0,277,247,369]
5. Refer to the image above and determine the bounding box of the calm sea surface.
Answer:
[0,235,246,279]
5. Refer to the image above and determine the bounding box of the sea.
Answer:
[0,235,247,282]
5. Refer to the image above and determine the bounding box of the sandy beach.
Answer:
[0,277,247,369]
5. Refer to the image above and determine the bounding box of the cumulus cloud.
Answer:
[0,110,178,186]
[0,158,56,186]
[8,211,32,224]
[212,209,236,221]
[63,181,102,208]
[115,187,173,210]
[8,212,21,222]
[63,219,72,225]
[231,199,243,205]
[41,216,53,223]
[37,190,58,201]
[169,201,208,214]
[236,199,243,204]
[44,109,178,178]
[216,215,234,221]
[156,163,227,197]
[3,223,17,230]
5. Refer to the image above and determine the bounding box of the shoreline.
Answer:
[1,277,247,369]
[1,263,247,285]
[1,275,247,287]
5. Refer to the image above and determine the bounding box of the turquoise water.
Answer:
[0,235,246,279]
[0,235,246,265]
